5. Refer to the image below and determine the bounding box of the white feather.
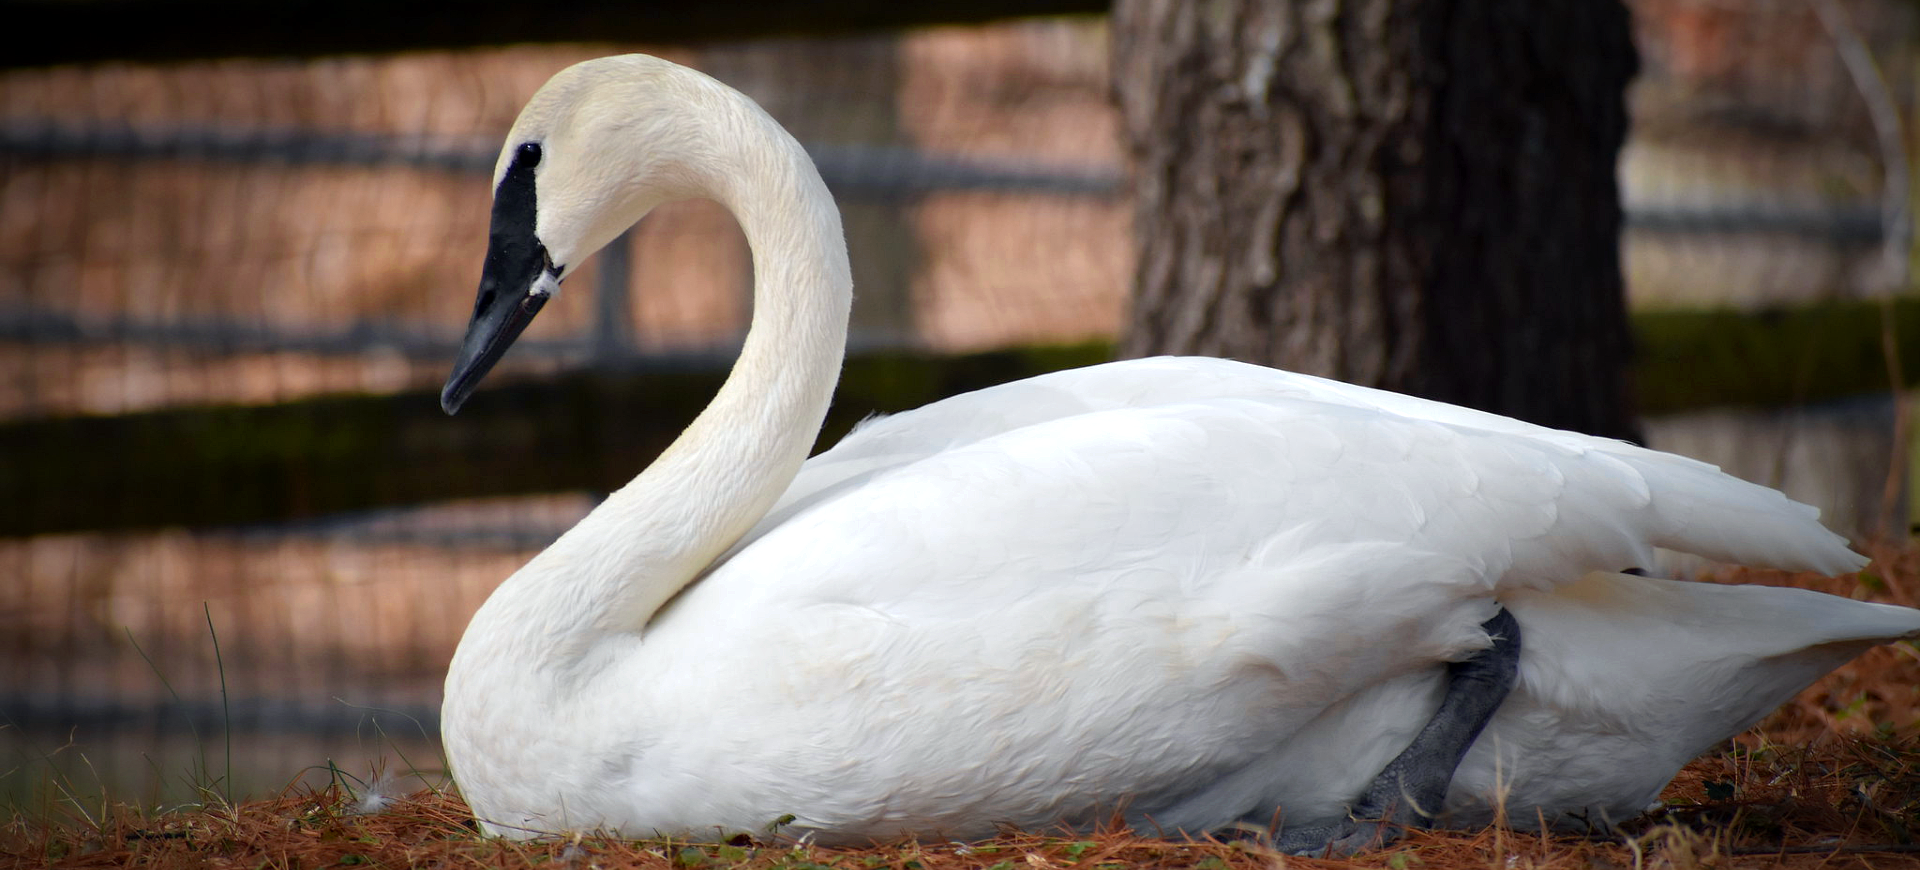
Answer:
[441,54,1918,844]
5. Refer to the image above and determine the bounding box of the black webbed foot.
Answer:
[1272,818,1404,857]
[1270,607,1521,856]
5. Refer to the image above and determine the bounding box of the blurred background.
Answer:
[2,0,1916,808]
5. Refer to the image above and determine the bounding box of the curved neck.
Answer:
[473,116,850,674]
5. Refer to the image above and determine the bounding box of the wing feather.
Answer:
[734,357,1858,582]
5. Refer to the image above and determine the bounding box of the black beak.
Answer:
[442,141,552,415]
[440,248,555,414]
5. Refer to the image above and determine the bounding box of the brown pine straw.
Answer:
[7,555,1919,869]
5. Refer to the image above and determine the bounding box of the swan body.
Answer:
[440,54,1920,843]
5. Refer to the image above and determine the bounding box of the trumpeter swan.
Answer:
[438,54,1920,853]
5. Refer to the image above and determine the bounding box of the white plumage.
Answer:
[439,54,1920,844]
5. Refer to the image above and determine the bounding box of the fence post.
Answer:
[592,226,636,365]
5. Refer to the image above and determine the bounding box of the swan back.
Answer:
[734,357,1864,583]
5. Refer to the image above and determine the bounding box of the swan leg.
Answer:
[1273,607,1521,856]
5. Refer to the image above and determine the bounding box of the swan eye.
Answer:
[518,142,542,168]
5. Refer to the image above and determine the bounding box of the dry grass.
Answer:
[5,737,1919,869]
[5,553,1918,869]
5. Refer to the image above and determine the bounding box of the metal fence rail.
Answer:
[0,119,1125,198]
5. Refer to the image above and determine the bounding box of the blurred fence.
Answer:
[1,3,1915,808]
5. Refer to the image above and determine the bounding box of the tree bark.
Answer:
[1113,0,1640,439]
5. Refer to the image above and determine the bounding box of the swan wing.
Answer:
[740,357,1861,580]
[659,397,1516,835]
[642,366,1864,835]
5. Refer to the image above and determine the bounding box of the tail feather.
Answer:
[1445,571,1920,829]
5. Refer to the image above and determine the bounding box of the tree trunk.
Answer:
[1112,0,1640,439]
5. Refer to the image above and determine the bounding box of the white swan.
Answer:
[438,54,1920,850]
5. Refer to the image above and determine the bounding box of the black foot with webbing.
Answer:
[1272,607,1522,857]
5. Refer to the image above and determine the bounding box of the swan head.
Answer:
[442,54,763,413]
